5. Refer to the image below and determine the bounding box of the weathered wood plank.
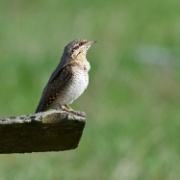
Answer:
[0,110,86,154]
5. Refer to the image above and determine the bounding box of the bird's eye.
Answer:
[79,41,85,46]
[72,46,78,51]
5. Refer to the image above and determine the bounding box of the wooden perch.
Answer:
[0,110,86,154]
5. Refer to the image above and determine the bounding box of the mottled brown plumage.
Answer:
[35,39,95,114]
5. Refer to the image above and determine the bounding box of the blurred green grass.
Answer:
[0,0,180,179]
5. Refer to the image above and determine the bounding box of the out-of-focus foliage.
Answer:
[0,0,180,179]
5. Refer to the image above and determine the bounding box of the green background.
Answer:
[0,0,180,179]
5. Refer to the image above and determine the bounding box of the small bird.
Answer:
[35,39,95,116]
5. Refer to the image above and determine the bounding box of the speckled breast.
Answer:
[56,67,89,105]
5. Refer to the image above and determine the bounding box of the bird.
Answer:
[35,39,96,116]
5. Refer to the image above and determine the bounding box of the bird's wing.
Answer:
[35,64,73,113]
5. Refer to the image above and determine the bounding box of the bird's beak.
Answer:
[85,41,97,50]
[89,41,97,45]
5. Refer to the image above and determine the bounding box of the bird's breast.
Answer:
[56,67,89,105]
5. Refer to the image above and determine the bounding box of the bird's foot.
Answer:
[61,105,86,117]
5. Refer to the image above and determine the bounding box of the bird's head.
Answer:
[64,39,96,59]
